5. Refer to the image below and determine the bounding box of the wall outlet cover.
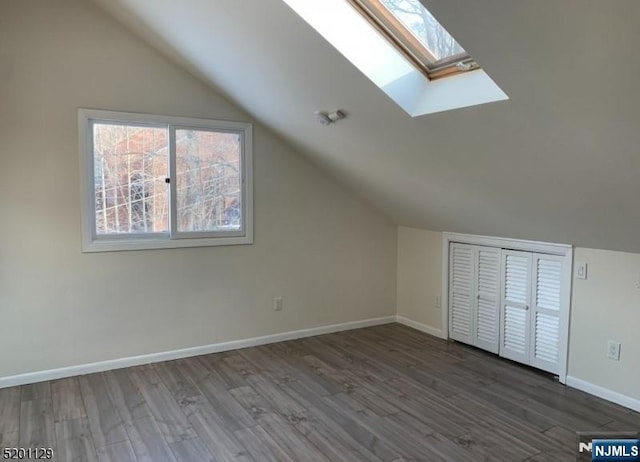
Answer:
[607,341,621,361]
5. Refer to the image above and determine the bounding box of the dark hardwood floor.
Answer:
[1,323,639,461]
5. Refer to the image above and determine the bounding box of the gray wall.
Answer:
[0,0,397,378]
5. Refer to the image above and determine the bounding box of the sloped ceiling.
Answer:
[91,0,640,252]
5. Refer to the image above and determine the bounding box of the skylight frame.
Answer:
[346,0,479,80]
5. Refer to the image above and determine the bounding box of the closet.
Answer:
[448,241,569,376]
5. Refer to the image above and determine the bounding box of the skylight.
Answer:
[349,0,479,79]
[282,0,508,116]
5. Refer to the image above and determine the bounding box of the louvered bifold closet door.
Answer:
[449,243,475,344]
[500,250,532,365]
[529,254,563,374]
[474,247,501,354]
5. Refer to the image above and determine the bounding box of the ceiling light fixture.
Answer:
[315,110,346,126]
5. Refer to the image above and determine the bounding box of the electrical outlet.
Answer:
[435,296,441,309]
[273,297,283,311]
[607,341,621,361]
[575,262,587,280]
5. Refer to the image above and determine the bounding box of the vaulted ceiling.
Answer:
[92,0,640,252]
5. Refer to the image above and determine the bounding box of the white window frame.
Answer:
[78,109,253,252]
[440,232,573,384]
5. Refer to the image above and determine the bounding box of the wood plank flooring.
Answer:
[1,323,639,461]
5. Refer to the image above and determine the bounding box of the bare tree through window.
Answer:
[92,123,241,236]
[93,123,168,234]
[379,0,465,60]
[175,129,242,233]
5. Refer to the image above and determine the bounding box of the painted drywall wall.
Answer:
[568,248,640,402]
[0,0,396,378]
[396,227,443,332]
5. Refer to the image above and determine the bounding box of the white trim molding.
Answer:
[0,316,395,389]
[442,232,573,255]
[566,376,640,413]
[441,232,574,384]
[395,316,444,339]
[4,314,638,416]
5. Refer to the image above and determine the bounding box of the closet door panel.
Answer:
[530,254,563,374]
[500,250,532,365]
[449,243,475,345]
[475,247,501,354]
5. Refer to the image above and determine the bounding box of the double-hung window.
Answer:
[79,109,253,252]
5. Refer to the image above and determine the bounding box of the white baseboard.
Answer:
[566,376,640,413]
[5,316,637,415]
[395,316,444,339]
[0,316,396,389]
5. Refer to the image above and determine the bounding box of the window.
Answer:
[79,109,253,252]
[347,0,479,80]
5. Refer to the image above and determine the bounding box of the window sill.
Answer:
[81,234,253,253]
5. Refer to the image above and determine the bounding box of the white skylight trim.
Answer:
[282,0,508,116]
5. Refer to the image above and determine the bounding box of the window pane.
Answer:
[175,129,242,233]
[93,123,169,235]
[379,0,466,61]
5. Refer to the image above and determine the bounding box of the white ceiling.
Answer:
[92,0,640,252]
